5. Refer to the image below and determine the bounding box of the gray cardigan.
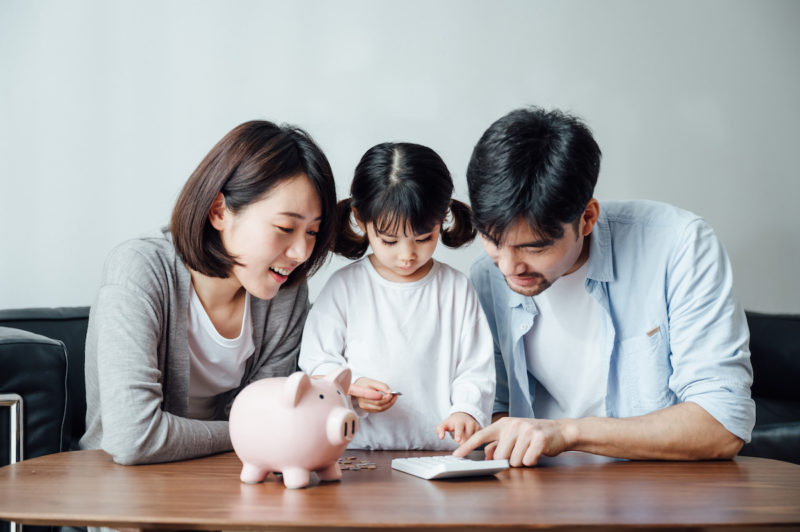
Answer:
[80,229,308,464]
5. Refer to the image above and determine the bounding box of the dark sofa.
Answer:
[1,307,798,530]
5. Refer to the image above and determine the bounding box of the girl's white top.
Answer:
[299,257,495,450]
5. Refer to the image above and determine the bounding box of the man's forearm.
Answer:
[563,402,743,460]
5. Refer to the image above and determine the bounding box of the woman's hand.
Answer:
[348,377,399,413]
[436,412,481,444]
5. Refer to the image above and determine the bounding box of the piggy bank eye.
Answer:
[337,390,342,395]
[318,394,324,399]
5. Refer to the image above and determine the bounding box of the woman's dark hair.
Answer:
[334,142,475,260]
[171,120,336,285]
[466,107,601,244]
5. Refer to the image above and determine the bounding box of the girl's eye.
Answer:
[416,236,432,243]
[381,240,397,246]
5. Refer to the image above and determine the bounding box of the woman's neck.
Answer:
[189,269,247,338]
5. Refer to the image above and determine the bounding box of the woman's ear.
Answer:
[351,206,367,234]
[209,192,227,231]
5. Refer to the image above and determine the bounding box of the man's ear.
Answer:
[351,207,367,234]
[581,198,600,237]
[209,192,227,231]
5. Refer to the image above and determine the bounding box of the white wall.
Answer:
[1,0,798,313]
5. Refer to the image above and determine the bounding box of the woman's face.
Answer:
[213,174,322,300]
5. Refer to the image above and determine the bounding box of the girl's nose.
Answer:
[399,242,417,261]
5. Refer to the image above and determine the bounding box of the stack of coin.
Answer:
[338,456,377,470]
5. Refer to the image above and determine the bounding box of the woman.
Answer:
[80,120,337,464]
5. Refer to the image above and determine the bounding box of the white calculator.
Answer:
[391,455,510,480]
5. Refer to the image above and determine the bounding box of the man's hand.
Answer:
[452,417,575,467]
[436,412,481,444]
[348,377,399,413]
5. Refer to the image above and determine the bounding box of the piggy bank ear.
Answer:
[284,371,312,407]
[323,367,352,392]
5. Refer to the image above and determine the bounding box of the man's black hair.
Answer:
[466,107,601,244]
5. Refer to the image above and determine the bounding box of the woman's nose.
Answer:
[286,233,312,262]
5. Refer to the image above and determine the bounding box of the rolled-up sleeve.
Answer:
[666,219,755,442]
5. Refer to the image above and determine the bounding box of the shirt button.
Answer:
[520,324,526,331]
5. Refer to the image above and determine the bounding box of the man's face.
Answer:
[480,216,590,297]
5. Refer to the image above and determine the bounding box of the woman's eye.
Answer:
[416,236,432,243]
[307,230,318,237]
[276,226,293,234]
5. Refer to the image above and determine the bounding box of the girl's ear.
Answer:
[208,192,227,231]
[351,207,367,234]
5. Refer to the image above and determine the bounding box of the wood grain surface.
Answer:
[1,449,799,530]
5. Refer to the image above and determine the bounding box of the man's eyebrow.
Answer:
[277,212,323,221]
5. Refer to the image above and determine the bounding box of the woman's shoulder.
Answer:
[101,228,182,291]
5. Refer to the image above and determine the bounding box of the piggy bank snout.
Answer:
[326,406,358,445]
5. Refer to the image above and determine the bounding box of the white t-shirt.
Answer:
[299,257,495,450]
[524,259,607,419]
[187,285,255,420]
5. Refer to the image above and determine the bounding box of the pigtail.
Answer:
[440,199,477,248]
[333,198,370,259]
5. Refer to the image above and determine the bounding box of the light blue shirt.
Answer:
[470,200,755,442]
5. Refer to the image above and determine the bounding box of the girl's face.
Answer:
[211,174,322,300]
[356,213,440,283]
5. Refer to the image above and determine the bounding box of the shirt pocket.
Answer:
[614,325,674,413]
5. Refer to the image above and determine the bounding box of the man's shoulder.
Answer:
[469,252,496,275]
[468,253,511,304]
[601,200,702,229]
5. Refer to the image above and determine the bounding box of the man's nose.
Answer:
[496,248,524,276]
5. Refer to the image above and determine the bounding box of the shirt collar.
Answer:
[586,204,615,283]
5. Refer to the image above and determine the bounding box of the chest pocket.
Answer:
[614,324,674,414]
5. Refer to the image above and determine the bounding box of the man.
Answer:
[454,107,754,466]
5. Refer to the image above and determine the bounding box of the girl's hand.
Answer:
[436,412,481,444]
[349,377,399,413]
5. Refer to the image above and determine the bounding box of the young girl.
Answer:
[80,120,337,464]
[299,142,494,450]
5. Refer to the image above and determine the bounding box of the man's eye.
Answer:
[381,240,397,246]
[416,236,432,243]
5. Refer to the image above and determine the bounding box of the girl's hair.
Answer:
[171,120,337,286]
[334,142,475,260]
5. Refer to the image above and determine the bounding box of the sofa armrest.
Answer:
[0,306,89,452]
[0,327,69,467]
[0,393,23,464]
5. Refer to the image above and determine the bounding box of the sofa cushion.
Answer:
[0,327,69,467]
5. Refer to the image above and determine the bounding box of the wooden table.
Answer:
[1,449,799,530]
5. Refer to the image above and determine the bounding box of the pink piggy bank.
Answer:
[229,368,357,489]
